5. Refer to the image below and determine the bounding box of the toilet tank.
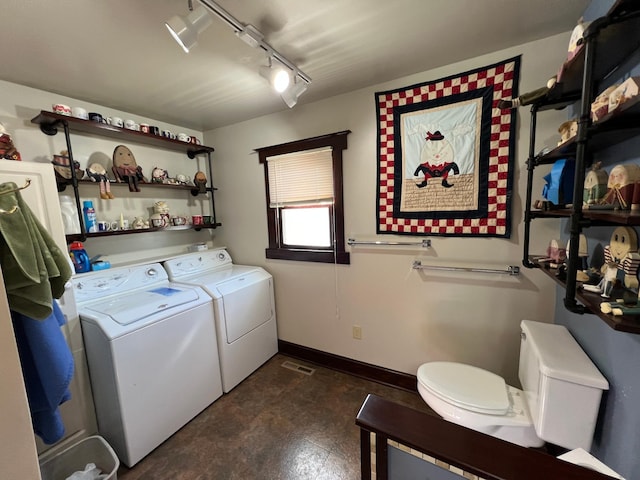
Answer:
[518,320,609,451]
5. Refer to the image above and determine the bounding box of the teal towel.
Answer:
[0,182,72,319]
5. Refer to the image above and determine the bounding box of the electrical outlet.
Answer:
[352,325,362,340]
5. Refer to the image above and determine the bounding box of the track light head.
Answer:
[165,6,212,53]
[281,78,308,108]
[259,60,292,93]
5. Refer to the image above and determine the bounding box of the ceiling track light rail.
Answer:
[166,0,311,107]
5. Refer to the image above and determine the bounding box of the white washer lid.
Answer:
[418,362,509,415]
[85,286,199,325]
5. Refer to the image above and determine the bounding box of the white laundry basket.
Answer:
[39,435,119,480]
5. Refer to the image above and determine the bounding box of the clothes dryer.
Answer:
[74,263,223,467]
[163,249,278,393]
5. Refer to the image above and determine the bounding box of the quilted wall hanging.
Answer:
[376,56,520,237]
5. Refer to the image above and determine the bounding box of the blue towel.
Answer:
[11,301,74,444]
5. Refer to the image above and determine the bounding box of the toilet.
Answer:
[417,320,609,450]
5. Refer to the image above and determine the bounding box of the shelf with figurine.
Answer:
[32,107,220,241]
[65,223,220,242]
[538,7,640,110]
[529,228,640,334]
[516,4,640,324]
[530,255,640,333]
[532,159,640,225]
[533,97,640,168]
[530,208,640,227]
[52,157,218,196]
[31,110,214,156]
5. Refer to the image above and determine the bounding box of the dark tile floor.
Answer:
[118,353,434,480]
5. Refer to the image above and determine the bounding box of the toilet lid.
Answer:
[418,362,509,415]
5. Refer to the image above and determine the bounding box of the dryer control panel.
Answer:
[164,248,232,278]
[73,263,168,303]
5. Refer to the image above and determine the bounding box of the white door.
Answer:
[0,160,97,454]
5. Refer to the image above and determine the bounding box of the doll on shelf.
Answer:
[584,226,640,299]
[112,145,145,192]
[86,163,114,199]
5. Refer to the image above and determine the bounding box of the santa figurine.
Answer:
[0,123,21,161]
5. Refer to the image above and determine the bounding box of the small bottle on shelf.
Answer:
[83,200,97,233]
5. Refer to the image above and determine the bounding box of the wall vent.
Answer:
[281,360,315,376]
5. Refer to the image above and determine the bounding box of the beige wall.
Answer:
[207,33,570,385]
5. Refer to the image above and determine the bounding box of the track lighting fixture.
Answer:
[165,6,212,53]
[259,59,292,93]
[166,0,311,107]
[280,78,308,108]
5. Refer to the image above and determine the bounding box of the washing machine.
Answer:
[74,262,223,467]
[163,248,278,393]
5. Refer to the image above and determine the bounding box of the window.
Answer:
[257,130,350,264]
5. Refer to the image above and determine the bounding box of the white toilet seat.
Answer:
[417,362,544,448]
[418,362,509,415]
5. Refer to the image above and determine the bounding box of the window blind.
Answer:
[267,147,334,207]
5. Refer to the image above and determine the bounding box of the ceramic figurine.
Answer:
[608,76,640,114]
[557,120,578,145]
[583,162,608,205]
[541,239,567,268]
[132,216,146,229]
[51,150,83,182]
[567,17,590,62]
[0,123,21,160]
[591,85,619,122]
[151,167,169,184]
[566,234,590,279]
[601,164,640,210]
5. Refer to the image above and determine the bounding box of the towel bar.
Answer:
[348,238,431,248]
[0,178,31,196]
[412,260,520,276]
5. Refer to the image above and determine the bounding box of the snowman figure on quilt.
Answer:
[413,131,459,188]
[597,226,640,299]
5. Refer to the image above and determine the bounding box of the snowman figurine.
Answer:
[413,131,459,188]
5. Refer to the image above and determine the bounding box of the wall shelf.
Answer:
[65,223,221,242]
[58,178,218,194]
[530,208,640,226]
[529,257,640,334]
[31,111,214,155]
[31,110,220,241]
[522,2,640,332]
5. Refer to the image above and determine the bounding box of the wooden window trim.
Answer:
[257,130,351,265]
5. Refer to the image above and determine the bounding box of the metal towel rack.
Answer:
[348,238,431,248]
[412,260,520,276]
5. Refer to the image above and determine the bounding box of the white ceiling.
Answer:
[1,0,590,131]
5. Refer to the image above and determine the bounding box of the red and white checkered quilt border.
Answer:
[376,57,519,237]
